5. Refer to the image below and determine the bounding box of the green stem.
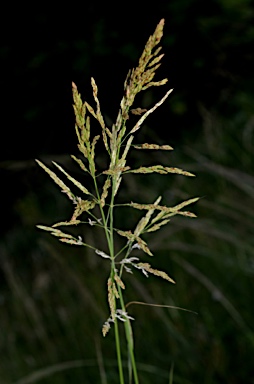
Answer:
[93,172,130,383]
[108,176,116,256]
[96,174,125,382]
[118,288,139,384]
[114,316,125,384]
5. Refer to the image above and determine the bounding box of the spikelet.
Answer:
[146,219,171,233]
[59,238,83,246]
[91,77,106,130]
[85,78,109,153]
[36,225,73,238]
[72,82,85,130]
[134,18,167,92]
[117,229,135,241]
[103,166,131,175]
[112,283,120,299]
[107,277,116,319]
[116,230,153,256]
[136,238,153,256]
[176,211,197,218]
[114,274,125,290]
[134,196,162,236]
[84,102,97,120]
[71,155,89,173]
[129,197,199,214]
[133,143,173,150]
[100,178,111,207]
[71,199,96,221]
[52,162,91,195]
[102,322,111,337]
[127,165,195,177]
[91,135,100,160]
[136,263,175,284]
[130,90,173,134]
[52,220,81,228]
[36,226,83,246]
[119,136,134,164]
[72,83,91,153]
[130,108,147,115]
[35,160,75,202]
[170,197,199,211]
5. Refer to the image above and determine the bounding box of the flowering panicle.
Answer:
[36,19,198,340]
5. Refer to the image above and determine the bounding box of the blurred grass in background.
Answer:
[1,102,254,383]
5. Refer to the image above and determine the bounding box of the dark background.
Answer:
[1,2,254,383]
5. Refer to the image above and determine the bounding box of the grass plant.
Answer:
[35,19,198,383]
[1,18,253,384]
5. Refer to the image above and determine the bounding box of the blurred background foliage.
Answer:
[1,1,254,383]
